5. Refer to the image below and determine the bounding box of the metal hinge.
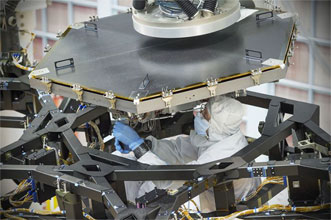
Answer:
[207,78,218,97]
[41,77,52,94]
[162,88,173,108]
[251,68,262,85]
[104,91,116,109]
[72,84,83,102]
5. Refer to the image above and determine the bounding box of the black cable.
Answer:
[202,0,217,13]
[133,0,146,10]
[175,0,199,19]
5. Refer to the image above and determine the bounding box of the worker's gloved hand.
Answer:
[113,121,144,151]
[114,138,131,154]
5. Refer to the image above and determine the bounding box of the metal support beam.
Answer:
[213,182,236,213]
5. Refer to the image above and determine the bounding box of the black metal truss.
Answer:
[0,91,330,219]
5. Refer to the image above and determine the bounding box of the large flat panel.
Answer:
[33,11,294,100]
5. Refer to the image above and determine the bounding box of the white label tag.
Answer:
[277,13,295,19]
[262,58,285,69]
[29,68,50,79]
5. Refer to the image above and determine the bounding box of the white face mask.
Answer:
[194,113,209,136]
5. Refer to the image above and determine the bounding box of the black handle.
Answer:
[256,11,274,22]
[245,49,262,60]
[54,58,74,70]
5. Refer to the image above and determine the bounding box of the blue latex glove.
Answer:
[113,121,144,151]
[114,138,131,154]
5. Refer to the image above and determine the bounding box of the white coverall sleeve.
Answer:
[138,134,202,190]
[146,135,198,165]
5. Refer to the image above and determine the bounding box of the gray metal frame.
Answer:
[0,91,330,219]
[30,67,289,114]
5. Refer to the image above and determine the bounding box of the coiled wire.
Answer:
[158,0,203,18]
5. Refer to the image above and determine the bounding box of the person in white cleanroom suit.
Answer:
[112,96,260,212]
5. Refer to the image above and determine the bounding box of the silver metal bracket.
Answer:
[297,138,329,156]
[89,15,99,22]
[133,93,140,106]
[56,31,63,38]
[104,91,116,109]
[287,47,295,66]
[44,44,51,53]
[251,68,263,85]
[162,88,173,108]
[207,78,218,97]
[292,131,330,156]
[41,77,52,94]
[235,89,247,98]
[72,84,83,102]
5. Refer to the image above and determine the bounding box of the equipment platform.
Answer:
[30,10,295,114]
